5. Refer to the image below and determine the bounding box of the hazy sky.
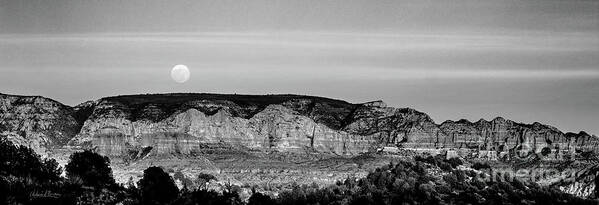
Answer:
[1,0,598,134]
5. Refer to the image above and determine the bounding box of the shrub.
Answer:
[196,173,217,190]
[65,150,115,188]
[138,166,179,205]
[0,139,62,183]
[471,162,491,170]
[271,157,594,205]
[446,157,463,168]
[174,188,243,205]
[541,147,552,156]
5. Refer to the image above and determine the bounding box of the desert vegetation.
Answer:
[0,138,595,204]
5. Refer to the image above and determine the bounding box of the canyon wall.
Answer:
[439,118,599,160]
[1,93,597,159]
[73,99,379,156]
[0,93,81,154]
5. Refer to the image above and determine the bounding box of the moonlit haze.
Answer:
[0,0,598,134]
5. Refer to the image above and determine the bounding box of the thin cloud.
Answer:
[1,31,597,80]
[1,31,597,52]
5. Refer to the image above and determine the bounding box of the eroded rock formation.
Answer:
[439,118,599,160]
[1,92,597,159]
[74,100,378,156]
[0,93,81,154]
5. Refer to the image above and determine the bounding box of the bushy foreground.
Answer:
[0,138,595,205]
[271,156,594,205]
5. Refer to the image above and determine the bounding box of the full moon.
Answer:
[170,64,190,83]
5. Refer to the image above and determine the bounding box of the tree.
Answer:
[0,138,62,182]
[248,191,276,205]
[196,173,217,190]
[65,150,115,188]
[138,166,179,205]
[446,157,463,168]
[541,147,552,156]
[471,162,491,170]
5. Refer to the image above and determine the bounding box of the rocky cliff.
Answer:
[1,92,597,159]
[69,94,378,156]
[0,93,81,154]
[439,118,599,160]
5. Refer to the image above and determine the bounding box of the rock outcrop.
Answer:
[0,93,81,154]
[439,118,599,160]
[342,101,446,148]
[0,92,597,159]
[73,97,377,156]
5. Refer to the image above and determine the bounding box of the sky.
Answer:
[0,0,598,134]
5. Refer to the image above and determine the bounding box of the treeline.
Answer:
[0,138,595,204]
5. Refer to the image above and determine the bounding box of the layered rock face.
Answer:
[342,101,446,149]
[1,92,597,159]
[0,93,81,153]
[73,97,378,156]
[439,118,599,160]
